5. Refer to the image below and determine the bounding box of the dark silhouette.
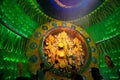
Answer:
[37,63,54,80]
[15,76,30,80]
[71,66,83,80]
[74,74,83,80]
[91,67,103,80]
[30,73,38,80]
[0,72,4,80]
[117,68,120,80]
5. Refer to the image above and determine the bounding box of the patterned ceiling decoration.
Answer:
[36,0,104,20]
[17,0,120,28]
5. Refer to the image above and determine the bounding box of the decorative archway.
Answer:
[26,21,99,80]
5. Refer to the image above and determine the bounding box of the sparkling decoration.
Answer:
[34,32,41,38]
[91,57,98,64]
[71,25,76,30]
[80,30,84,34]
[90,47,96,52]
[52,22,57,27]
[86,37,91,42]
[29,42,38,49]
[62,22,66,27]
[29,55,38,63]
[42,25,48,30]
